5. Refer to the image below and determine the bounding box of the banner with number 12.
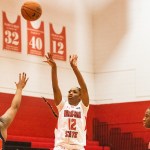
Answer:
[50,24,66,61]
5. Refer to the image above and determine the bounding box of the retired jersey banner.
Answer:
[50,24,66,61]
[27,21,45,56]
[3,11,21,52]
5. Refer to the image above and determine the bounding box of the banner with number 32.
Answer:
[3,11,21,52]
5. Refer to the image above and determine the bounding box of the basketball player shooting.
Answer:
[0,73,28,150]
[44,53,89,150]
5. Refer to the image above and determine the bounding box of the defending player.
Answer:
[0,73,28,150]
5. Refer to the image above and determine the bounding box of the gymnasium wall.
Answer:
[0,0,95,103]
[92,100,150,142]
[0,92,149,142]
[0,93,57,138]
[0,0,149,147]
[1,0,150,105]
[93,0,150,104]
[0,92,96,140]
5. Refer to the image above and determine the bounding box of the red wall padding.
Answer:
[0,92,150,142]
[0,93,57,138]
[91,101,150,142]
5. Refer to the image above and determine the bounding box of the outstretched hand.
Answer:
[44,52,56,68]
[15,72,28,90]
[69,55,78,68]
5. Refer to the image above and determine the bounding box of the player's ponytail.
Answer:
[41,97,58,118]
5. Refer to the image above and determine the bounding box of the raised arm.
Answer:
[70,55,89,107]
[0,72,28,129]
[44,53,62,106]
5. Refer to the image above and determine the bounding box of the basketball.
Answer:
[21,1,42,21]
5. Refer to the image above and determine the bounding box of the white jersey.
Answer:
[54,100,89,149]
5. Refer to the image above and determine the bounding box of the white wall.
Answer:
[1,0,150,105]
[0,0,95,101]
[94,0,150,104]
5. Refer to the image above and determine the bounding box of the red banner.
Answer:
[50,24,66,61]
[27,21,45,56]
[3,11,21,52]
